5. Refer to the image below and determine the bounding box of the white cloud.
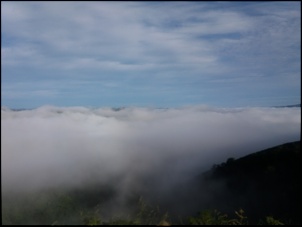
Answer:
[0,2,255,74]
[2,106,300,196]
[1,2,300,108]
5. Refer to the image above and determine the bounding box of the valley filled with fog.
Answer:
[1,105,301,223]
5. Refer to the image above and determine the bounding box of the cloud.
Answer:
[3,2,297,74]
[2,106,300,199]
[1,2,300,108]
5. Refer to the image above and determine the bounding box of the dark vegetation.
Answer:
[199,140,300,224]
[2,141,300,225]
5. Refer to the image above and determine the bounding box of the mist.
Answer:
[1,105,301,220]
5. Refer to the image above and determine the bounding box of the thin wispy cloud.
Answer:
[1,2,300,108]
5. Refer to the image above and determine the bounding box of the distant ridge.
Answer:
[273,104,301,108]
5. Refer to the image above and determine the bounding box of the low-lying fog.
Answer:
[1,105,300,218]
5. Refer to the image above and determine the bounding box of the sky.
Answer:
[1,1,301,109]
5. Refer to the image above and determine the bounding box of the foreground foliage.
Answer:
[2,194,285,225]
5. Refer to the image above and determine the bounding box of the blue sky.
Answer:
[1,1,301,108]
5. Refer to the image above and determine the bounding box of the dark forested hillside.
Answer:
[198,140,300,224]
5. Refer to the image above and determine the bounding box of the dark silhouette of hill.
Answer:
[197,140,300,224]
[273,103,300,108]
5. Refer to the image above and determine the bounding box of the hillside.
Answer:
[198,140,300,224]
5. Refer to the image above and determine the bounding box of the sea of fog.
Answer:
[1,105,301,218]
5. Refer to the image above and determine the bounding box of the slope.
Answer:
[198,140,300,224]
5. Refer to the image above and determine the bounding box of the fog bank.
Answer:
[2,106,300,200]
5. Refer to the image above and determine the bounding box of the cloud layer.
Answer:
[1,2,300,107]
[2,106,300,201]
